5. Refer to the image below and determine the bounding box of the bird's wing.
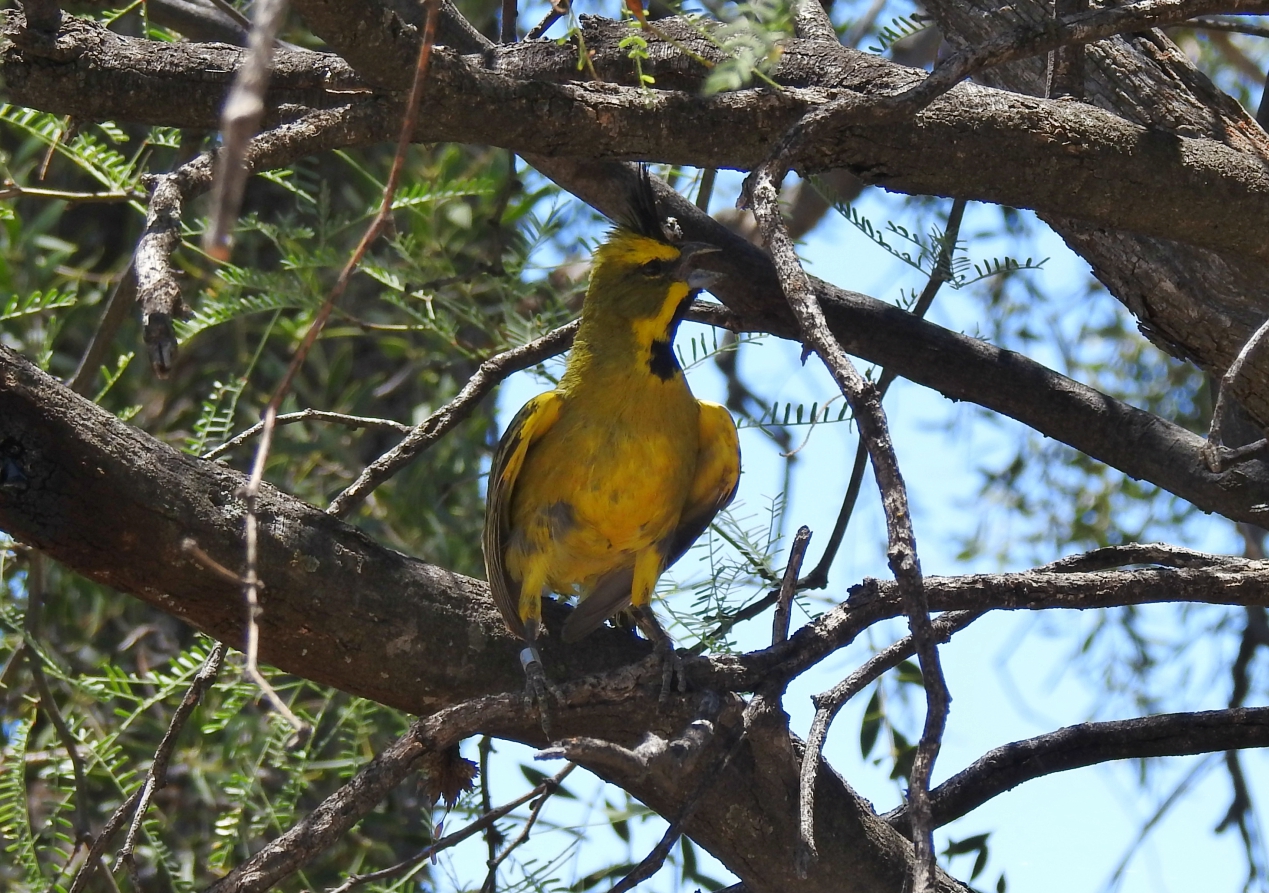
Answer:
[661,400,741,570]
[483,390,563,640]
[561,400,740,644]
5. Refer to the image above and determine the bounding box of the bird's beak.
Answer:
[675,243,723,291]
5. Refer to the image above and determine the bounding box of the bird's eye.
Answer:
[640,259,668,277]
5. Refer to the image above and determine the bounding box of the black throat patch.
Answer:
[648,338,680,381]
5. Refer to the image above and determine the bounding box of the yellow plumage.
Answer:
[483,193,740,680]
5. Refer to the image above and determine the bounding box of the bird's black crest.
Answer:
[616,165,679,243]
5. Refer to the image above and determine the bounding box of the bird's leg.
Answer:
[631,607,686,705]
[520,618,554,737]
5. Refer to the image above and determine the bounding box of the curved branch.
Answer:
[326,320,579,516]
[133,106,398,374]
[746,158,947,891]
[885,706,1269,835]
[727,559,1269,692]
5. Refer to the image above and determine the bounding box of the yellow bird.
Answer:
[483,169,740,705]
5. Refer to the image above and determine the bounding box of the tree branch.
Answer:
[885,707,1269,834]
[7,13,1269,267]
[327,320,579,516]
[798,610,982,875]
[744,160,947,891]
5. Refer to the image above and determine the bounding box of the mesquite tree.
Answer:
[2,0,1269,891]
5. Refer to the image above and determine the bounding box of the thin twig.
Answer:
[201,409,413,461]
[480,764,576,891]
[1215,596,1269,868]
[235,0,443,741]
[116,644,227,871]
[796,610,981,873]
[206,0,252,30]
[239,408,307,739]
[67,643,227,893]
[772,526,812,645]
[23,554,91,844]
[325,320,578,517]
[1205,315,1269,472]
[1102,755,1220,890]
[1047,0,1088,99]
[799,199,966,591]
[1038,542,1237,572]
[695,168,717,213]
[744,162,946,892]
[68,266,136,397]
[526,8,562,38]
[203,0,289,260]
[181,536,250,587]
[66,795,141,893]
[0,183,140,202]
[478,736,500,893]
[329,763,575,893]
[501,0,517,42]
[1166,16,1269,38]
[698,590,781,648]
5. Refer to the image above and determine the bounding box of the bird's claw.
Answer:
[520,646,557,737]
[653,638,687,706]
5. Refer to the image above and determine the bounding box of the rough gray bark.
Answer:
[5,13,1269,266]
[922,0,1269,424]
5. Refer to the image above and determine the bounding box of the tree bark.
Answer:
[922,0,1269,423]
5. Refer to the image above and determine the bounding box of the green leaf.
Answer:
[572,864,638,891]
[859,688,883,758]
[894,659,923,686]
[0,289,77,322]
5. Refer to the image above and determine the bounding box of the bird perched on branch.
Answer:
[483,168,740,717]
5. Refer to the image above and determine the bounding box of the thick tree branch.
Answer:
[920,0,1269,426]
[217,0,1269,430]
[6,13,1269,268]
[900,0,1269,114]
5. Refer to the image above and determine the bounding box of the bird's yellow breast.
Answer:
[506,367,700,595]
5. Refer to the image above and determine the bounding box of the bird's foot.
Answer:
[652,637,687,707]
[520,645,557,737]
